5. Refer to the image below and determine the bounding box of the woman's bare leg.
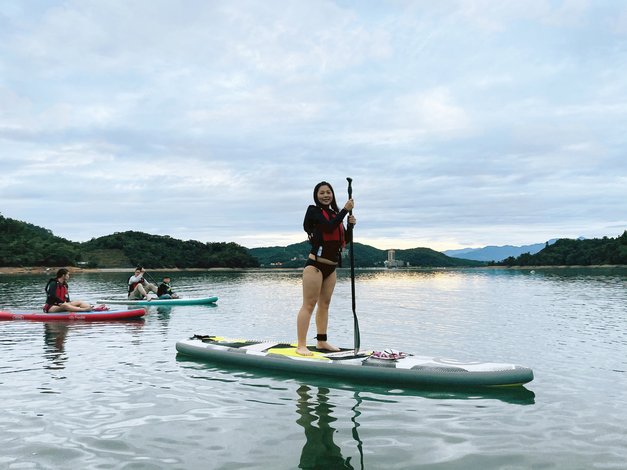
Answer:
[315,271,340,351]
[48,301,92,313]
[296,266,323,355]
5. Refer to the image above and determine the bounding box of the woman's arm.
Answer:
[305,205,348,232]
[128,274,144,284]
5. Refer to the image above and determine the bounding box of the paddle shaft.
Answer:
[143,271,159,286]
[346,177,360,353]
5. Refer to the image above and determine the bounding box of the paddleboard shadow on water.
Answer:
[175,355,536,405]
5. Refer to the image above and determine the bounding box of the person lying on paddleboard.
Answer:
[157,276,180,299]
[296,181,356,356]
[43,268,92,313]
[128,266,158,300]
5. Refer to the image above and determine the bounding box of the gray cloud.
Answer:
[1,1,626,250]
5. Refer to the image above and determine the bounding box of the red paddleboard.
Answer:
[0,308,146,321]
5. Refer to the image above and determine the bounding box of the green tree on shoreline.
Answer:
[0,215,258,269]
[499,231,627,266]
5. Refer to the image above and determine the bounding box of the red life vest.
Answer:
[57,283,68,301]
[321,208,345,249]
[43,279,69,312]
[128,277,145,293]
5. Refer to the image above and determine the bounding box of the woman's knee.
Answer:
[300,300,317,313]
[316,298,331,310]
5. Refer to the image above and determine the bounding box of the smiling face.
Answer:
[316,185,334,207]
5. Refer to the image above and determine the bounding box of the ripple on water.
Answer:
[1,269,627,468]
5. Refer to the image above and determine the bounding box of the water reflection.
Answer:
[43,323,69,370]
[292,381,534,469]
[296,384,360,470]
[156,306,173,327]
[40,320,146,373]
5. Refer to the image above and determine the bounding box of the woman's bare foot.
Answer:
[296,346,313,356]
[316,341,340,352]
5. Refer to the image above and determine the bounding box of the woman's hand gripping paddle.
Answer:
[347,177,360,354]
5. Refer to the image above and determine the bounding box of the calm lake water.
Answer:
[1,268,626,469]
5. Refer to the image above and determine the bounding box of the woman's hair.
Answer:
[56,268,69,278]
[313,181,340,212]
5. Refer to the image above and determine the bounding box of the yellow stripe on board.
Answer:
[210,336,330,360]
[267,346,330,361]
[211,336,249,344]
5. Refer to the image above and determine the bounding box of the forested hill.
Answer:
[1,214,481,268]
[4,214,624,269]
[0,215,258,268]
[81,232,259,268]
[0,215,82,266]
[499,231,627,266]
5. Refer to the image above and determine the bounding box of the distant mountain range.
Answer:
[443,239,559,262]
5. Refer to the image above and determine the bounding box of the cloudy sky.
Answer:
[1,0,626,251]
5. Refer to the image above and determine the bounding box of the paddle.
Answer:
[143,270,159,286]
[141,270,162,299]
[346,177,360,354]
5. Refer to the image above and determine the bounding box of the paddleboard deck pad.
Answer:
[96,296,218,306]
[176,335,534,388]
[0,308,146,321]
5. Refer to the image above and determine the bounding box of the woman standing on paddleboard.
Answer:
[296,181,356,356]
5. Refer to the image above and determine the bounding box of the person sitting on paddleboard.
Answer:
[43,268,92,313]
[157,276,179,299]
[296,181,356,356]
[128,266,158,300]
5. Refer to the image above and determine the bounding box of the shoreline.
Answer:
[0,266,245,275]
[1,264,625,276]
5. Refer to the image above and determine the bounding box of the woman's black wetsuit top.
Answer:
[303,205,351,264]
